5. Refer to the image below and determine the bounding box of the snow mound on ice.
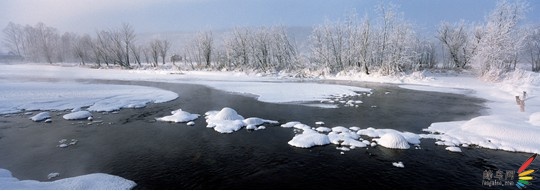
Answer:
[445,146,462,152]
[205,107,277,133]
[288,129,331,148]
[63,111,92,120]
[30,112,51,122]
[281,121,301,128]
[357,127,420,145]
[392,162,405,168]
[375,132,410,149]
[328,127,367,148]
[156,109,199,123]
[212,107,244,121]
[0,168,136,189]
[243,117,278,126]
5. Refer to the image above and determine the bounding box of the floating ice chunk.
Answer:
[48,173,60,180]
[212,120,245,134]
[44,119,52,123]
[244,117,278,126]
[156,109,199,123]
[401,132,421,145]
[63,111,92,120]
[445,146,462,152]
[315,127,331,133]
[288,129,330,148]
[30,112,51,122]
[71,107,82,112]
[331,126,350,133]
[187,121,195,126]
[337,147,350,151]
[281,121,301,128]
[349,127,361,131]
[375,133,410,149]
[205,107,276,133]
[256,126,266,130]
[24,112,33,115]
[211,107,244,121]
[370,142,377,147]
[58,144,68,148]
[392,162,404,168]
[293,123,312,130]
[246,124,257,130]
[315,121,325,125]
[0,168,136,189]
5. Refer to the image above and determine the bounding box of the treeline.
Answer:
[2,1,540,78]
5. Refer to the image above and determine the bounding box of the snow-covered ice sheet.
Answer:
[0,64,371,108]
[196,81,371,104]
[0,168,136,189]
[63,111,92,120]
[0,82,178,114]
[399,84,473,95]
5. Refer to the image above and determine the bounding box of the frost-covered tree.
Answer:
[73,34,93,65]
[473,0,528,78]
[158,39,171,65]
[525,25,540,72]
[437,21,476,69]
[149,39,161,67]
[2,22,25,57]
[188,31,214,68]
[224,27,250,70]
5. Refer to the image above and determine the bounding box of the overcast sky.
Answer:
[1,0,539,35]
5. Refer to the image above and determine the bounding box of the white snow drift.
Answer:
[0,82,178,114]
[205,107,278,133]
[374,133,411,149]
[30,112,51,122]
[63,111,92,120]
[0,168,136,189]
[156,109,200,123]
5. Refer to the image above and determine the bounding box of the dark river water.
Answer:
[0,80,538,189]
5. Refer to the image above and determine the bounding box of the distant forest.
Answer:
[3,1,540,78]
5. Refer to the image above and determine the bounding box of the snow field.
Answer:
[0,169,136,190]
[0,81,178,115]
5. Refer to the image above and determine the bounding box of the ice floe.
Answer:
[63,111,92,120]
[156,109,200,123]
[374,133,411,149]
[0,82,178,114]
[0,168,136,189]
[392,162,405,168]
[30,112,51,122]
[445,146,462,152]
[205,107,278,133]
